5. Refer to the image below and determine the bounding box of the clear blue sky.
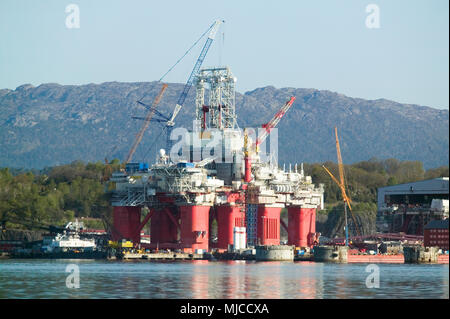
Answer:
[0,0,448,109]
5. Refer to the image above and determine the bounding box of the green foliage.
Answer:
[425,166,449,180]
[317,202,378,237]
[0,162,112,230]
[305,158,447,207]
[81,218,104,229]
[0,158,447,232]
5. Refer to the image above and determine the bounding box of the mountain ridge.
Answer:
[0,81,448,169]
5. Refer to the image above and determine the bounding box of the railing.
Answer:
[329,233,423,244]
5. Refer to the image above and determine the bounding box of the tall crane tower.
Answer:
[165,19,224,156]
[322,127,361,245]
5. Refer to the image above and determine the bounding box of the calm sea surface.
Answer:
[0,259,448,299]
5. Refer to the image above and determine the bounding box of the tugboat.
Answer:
[12,220,107,259]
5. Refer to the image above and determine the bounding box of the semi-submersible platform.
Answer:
[105,20,324,256]
[107,66,324,254]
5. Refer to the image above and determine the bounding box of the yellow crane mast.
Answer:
[322,127,361,244]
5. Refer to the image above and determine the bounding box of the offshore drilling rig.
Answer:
[106,21,324,254]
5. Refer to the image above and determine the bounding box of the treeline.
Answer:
[0,160,121,230]
[0,158,448,231]
[305,158,448,210]
[306,158,448,237]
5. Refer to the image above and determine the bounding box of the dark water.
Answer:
[0,259,448,299]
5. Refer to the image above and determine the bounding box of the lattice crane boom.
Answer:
[323,127,361,237]
[125,83,168,164]
[335,127,347,196]
[322,165,352,208]
[255,96,296,149]
[166,20,224,154]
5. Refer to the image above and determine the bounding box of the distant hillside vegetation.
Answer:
[1,159,447,234]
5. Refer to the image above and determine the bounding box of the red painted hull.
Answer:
[150,209,178,244]
[288,206,316,248]
[348,254,405,263]
[180,205,210,252]
[112,206,141,243]
[216,205,245,249]
[438,255,449,264]
[257,205,281,246]
[348,254,449,264]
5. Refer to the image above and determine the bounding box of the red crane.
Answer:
[255,96,296,150]
[244,96,296,182]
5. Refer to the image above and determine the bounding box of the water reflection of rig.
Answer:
[106,66,324,255]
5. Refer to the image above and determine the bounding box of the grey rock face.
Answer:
[0,82,448,169]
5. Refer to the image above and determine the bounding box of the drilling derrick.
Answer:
[195,67,237,131]
[193,67,245,250]
[190,67,242,166]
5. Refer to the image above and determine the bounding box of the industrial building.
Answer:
[377,177,449,234]
[424,219,449,251]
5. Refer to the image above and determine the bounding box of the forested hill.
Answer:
[1,159,447,237]
[0,82,448,169]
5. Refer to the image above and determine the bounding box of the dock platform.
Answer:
[347,253,448,264]
[118,252,207,260]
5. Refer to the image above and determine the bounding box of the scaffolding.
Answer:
[246,203,258,246]
[195,67,237,130]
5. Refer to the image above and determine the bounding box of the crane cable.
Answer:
[140,127,166,162]
[219,24,225,66]
[137,23,215,103]
[339,131,351,196]
[110,23,214,167]
[129,23,216,161]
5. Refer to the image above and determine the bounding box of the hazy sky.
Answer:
[0,0,448,109]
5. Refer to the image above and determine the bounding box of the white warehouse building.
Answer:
[376,177,449,234]
[377,177,449,210]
